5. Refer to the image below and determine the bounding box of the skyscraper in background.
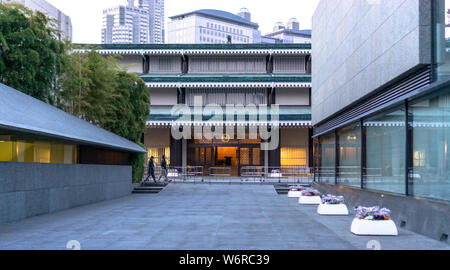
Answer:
[140,0,165,44]
[102,0,165,44]
[102,2,149,44]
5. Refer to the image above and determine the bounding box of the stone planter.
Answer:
[288,190,303,198]
[350,218,398,236]
[317,203,349,216]
[298,196,322,205]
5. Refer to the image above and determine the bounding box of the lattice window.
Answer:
[189,56,266,73]
[149,56,181,73]
[273,56,306,74]
[240,148,250,166]
[281,147,307,166]
[186,88,267,106]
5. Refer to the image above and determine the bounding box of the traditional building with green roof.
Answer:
[76,43,312,177]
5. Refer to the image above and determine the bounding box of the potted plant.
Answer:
[288,185,305,198]
[317,194,349,216]
[350,206,398,236]
[298,188,322,205]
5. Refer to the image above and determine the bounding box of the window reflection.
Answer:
[435,0,450,80]
[410,88,450,201]
[337,123,361,188]
[318,132,335,183]
[364,108,406,194]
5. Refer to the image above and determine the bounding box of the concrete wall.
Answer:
[312,0,432,125]
[0,162,133,224]
[313,183,450,243]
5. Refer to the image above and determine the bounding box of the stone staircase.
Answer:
[132,182,168,194]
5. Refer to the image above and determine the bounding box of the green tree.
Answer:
[105,71,150,183]
[56,48,89,116]
[0,3,66,103]
[58,49,150,182]
[57,48,120,124]
[0,4,149,182]
[104,71,150,142]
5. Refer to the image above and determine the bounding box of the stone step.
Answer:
[140,182,168,187]
[132,182,168,194]
[132,189,161,194]
[134,187,164,191]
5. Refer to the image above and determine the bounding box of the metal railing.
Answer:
[264,166,314,184]
[168,166,204,182]
[209,167,232,177]
[143,165,315,184]
[143,165,314,184]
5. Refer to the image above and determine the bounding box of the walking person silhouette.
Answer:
[158,155,170,183]
[143,156,156,184]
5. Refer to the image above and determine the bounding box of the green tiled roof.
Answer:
[140,74,311,83]
[73,43,311,50]
[149,106,311,122]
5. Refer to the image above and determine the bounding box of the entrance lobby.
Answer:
[187,137,263,176]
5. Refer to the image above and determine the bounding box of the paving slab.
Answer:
[0,183,448,250]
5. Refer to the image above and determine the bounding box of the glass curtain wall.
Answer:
[313,0,450,201]
[410,88,450,201]
[318,132,335,183]
[364,108,406,194]
[434,0,450,81]
[336,123,361,188]
[315,95,449,202]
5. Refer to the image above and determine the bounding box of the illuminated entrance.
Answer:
[187,136,263,176]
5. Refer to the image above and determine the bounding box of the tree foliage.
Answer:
[0,3,66,103]
[57,49,120,126]
[1,4,150,182]
[58,50,150,143]
[104,70,150,143]
[57,50,150,182]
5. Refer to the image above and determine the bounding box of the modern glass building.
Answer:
[312,0,449,240]
[77,43,313,177]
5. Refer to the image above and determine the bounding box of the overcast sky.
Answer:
[45,0,320,44]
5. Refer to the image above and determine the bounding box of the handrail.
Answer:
[143,165,314,184]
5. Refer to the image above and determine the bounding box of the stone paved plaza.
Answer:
[0,184,448,250]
